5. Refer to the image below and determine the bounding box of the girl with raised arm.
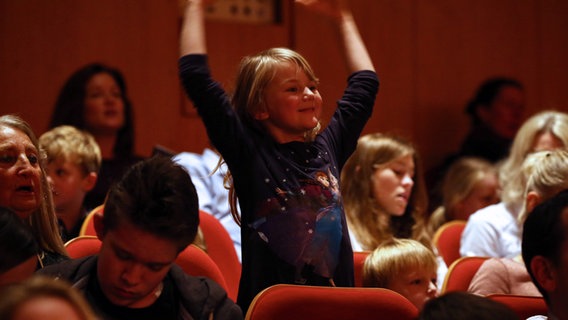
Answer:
[179,0,378,312]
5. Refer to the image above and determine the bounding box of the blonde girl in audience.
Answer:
[460,110,568,258]
[341,133,430,251]
[363,238,438,311]
[179,0,378,312]
[428,157,499,234]
[0,115,67,268]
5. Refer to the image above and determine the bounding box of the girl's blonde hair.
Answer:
[341,133,430,250]
[500,111,568,214]
[0,115,67,258]
[363,238,438,288]
[518,148,568,224]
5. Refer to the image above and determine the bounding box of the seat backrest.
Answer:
[65,237,230,295]
[487,294,548,319]
[442,256,489,293]
[353,251,370,287]
[176,244,230,295]
[245,284,418,320]
[433,220,467,266]
[199,210,241,301]
[79,204,104,237]
[65,235,102,258]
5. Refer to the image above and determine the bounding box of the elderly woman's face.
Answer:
[0,126,42,219]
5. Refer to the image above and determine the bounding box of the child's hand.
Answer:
[294,0,349,20]
[180,0,216,11]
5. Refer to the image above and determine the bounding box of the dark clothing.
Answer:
[458,123,512,163]
[38,250,69,269]
[37,256,243,320]
[85,270,180,320]
[58,208,88,242]
[84,156,144,211]
[179,54,379,312]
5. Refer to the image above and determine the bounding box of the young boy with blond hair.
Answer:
[363,238,439,311]
[39,125,101,242]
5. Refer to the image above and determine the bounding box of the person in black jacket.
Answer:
[39,156,242,320]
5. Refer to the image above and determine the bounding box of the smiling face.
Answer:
[387,267,438,311]
[0,126,42,219]
[84,72,125,136]
[96,218,178,308]
[372,154,415,216]
[257,61,323,143]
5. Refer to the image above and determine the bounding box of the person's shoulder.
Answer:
[173,151,204,167]
[169,265,227,300]
[37,256,96,281]
[468,202,508,221]
[169,265,242,319]
[481,257,509,270]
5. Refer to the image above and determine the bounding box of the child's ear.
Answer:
[93,211,105,241]
[530,256,557,292]
[525,191,542,214]
[82,172,98,192]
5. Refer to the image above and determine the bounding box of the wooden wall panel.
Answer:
[1,0,567,173]
[414,0,541,169]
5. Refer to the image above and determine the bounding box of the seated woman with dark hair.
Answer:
[49,63,144,210]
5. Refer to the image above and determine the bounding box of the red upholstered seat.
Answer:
[353,251,370,287]
[433,220,467,267]
[442,256,489,293]
[79,204,104,237]
[199,210,241,302]
[488,294,547,319]
[65,235,101,258]
[245,284,418,320]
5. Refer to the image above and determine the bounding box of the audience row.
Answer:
[1,0,567,319]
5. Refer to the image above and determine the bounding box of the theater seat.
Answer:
[245,284,418,320]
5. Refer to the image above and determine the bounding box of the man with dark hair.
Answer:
[522,189,568,320]
[39,156,242,319]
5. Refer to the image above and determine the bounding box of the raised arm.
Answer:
[180,0,208,56]
[296,0,375,73]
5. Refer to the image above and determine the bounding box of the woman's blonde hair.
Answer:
[341,133,430,250]
[518,148,568,224]
[0,276,97,320]
[363,238,437,288]
[0,115,67,258]
[500,110,568,214]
